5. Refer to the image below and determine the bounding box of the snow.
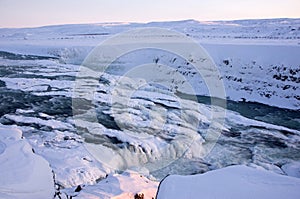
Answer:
[282,162,300,178]
[24,129,110,188]
[1,19,299,109]
[72,172,158,199]
[0,18,299,198]
[0,125,55,199]
[4,114,73,130]
[156,165,300,199]
[225,110,300,135]
[202,43,300,109]
[1,77,73,96]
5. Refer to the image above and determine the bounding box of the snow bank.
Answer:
[282,162,300,178]
[64,172,158,199]
[0,125,55,199]
[156,165,300,199]
[28,130,110,188]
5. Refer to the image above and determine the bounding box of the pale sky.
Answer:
[0,0,299,28]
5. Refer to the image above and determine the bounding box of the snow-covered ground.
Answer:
[0,125,54,199]
[0,18,299,109]
[156,165,300,199]
[0,18,299,198]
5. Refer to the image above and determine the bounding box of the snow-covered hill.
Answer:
[0,18,299,109]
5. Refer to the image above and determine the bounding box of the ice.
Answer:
[72,69,300,180]
[23,129,110,188]
[4,114,73,130]
[0,18,299,198]
[226,110,300,135]
[1,77,73,96]
[1,19,299,109]
[73,71,216,173]
[157,165,300,199]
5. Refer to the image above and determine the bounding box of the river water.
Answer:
[0,51,299,180]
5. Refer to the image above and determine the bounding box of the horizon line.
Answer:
[1,17,299,29]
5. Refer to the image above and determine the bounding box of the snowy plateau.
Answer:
[0,18,300,198]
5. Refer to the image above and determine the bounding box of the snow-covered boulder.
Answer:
[156,165,300,199]
[0,125,55,199]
